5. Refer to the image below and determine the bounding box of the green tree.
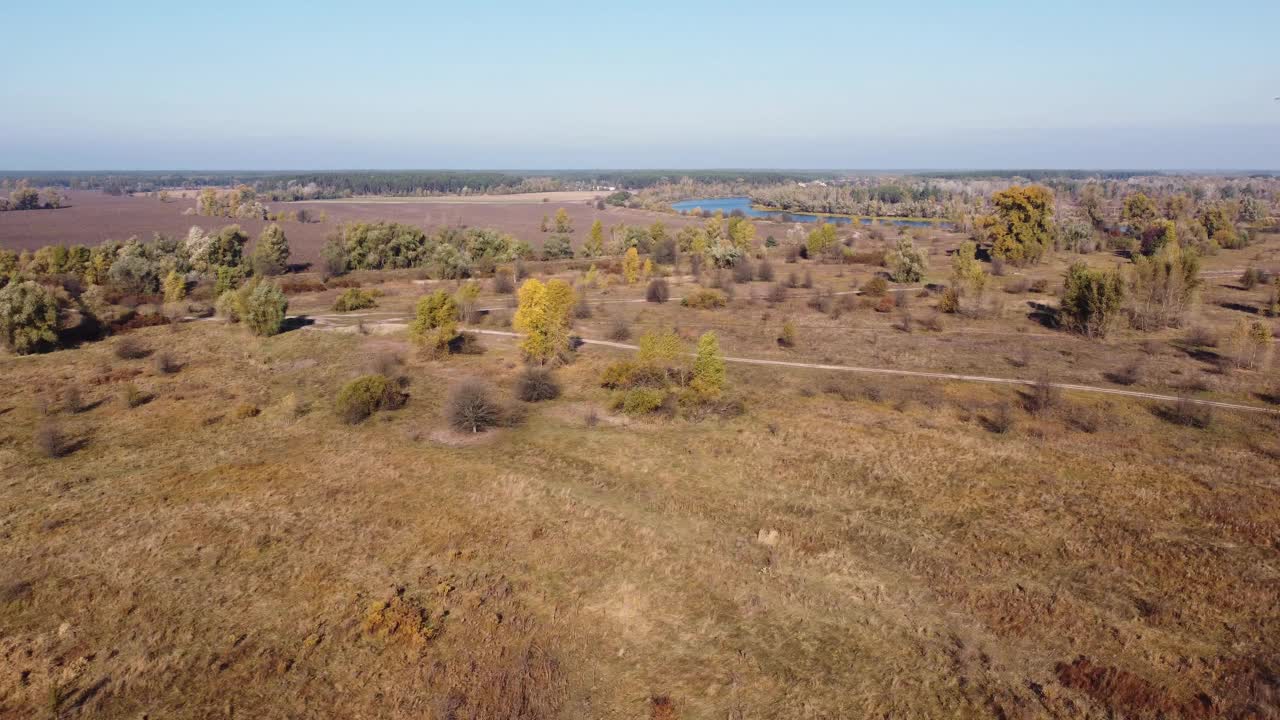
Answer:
[1129,243,1200,330]
[950,241,987,295]
[805,223,838,257]
[513,278,575,364]
[0,281,60,354]
[251,223,290,276]
[1060,262,1124,337]
[244,282,288,336]
[1122,193,1159,237]
[409,289,459,353]
[1139,219,1177,256]
[885,237,927,283]
[208,225,249,268]
[690,331,725,398]
[987,185,1055,264]
[637,329,682,366]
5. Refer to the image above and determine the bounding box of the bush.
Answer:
[983,401,1016,434]
[1240,267,1267,290]
[244,283,289,336]
[516,366,561,402]
[620,387,666,415]
[122,383,150,408]
[114,336,150,359]
[1023,375,1058,415]
[335,374,406,424]
[939,287,960,313]
[885,237,927,283]
[607,315,632,341]
[0,281,60,355]
[757,258,775,282]
[215,289,245,323]
[681,288,728,309]
[153,351,179,374]
[732,259,755,283]
[447,380,502,432]
[874,295,896,313]
[645,278,670,303]
[1061,262,1124,337]
[333,288,377,312]
[862,276,888,297]
[494,268,515,294]
[777,321,796,348]
[1184,325,1217,348]
[1159,397,1213,428]
[34,421,66,458]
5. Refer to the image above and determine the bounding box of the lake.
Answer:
[670,197,946,228]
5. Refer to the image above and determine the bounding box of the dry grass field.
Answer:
[3,223,1280,718]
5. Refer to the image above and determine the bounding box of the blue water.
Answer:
[670,197,944,228]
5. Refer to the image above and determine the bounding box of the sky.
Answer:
[2,1,1278,170]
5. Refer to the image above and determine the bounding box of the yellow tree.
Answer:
[690,331,725,398]
[987,185,1055,264]
[623,247,641,283]
[728,217,756,250]
[553,208,573,233]
[585,220,604,256]
[410,290,459,354]
[513,278,576,364]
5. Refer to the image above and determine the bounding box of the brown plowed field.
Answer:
[0,190,725,263]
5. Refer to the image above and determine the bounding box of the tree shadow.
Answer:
[279,316,316,333]
[1026,301,1060,330]
[1219,302,1259,315]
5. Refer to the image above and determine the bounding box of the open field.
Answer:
[304,191,609,204]
[4,228,1280,716]
[0,190,715,264]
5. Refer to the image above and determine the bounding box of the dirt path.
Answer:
[459,329,1280,415]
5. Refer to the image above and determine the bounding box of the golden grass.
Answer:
[2,236,1279,717]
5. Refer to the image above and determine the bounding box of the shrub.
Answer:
[1023,375,1058,415]
[1159,397,1213,428]
[1061,262,1124,337]
[572,292,593,319]
[333,288,378,312]
[1108,361,1143,386]
[939,287,961,313]
[244,282,289,336]
[757,258,775,282]
[862,276,888,297]
[607,315,631,341]
[1240,267,1266,290]
[874,295,896,313]
[34,421,66,458]
[601,360,638,389]
[732,259,755,283]
[493,267,515,294]
[114,336,150,359]
[620,387,666,415]
[516,366,561,402]
[122,383,149,408]
[215,289,245,323]
[645,278,670,303]
[681,288,727,309]
[153,351,179,374]
[777,321,797,348]
[766,283,788,304]
[984,401,1016,434]
[0,281,60,355]
[233,402,260,419]
[1184,325,1217,348]
[446,379,502,432]
[64,386,84,414]
[335,374,406,424]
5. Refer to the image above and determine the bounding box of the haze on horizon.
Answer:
[3,0,1277,171]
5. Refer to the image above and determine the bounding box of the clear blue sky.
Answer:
[2,1,1277,170]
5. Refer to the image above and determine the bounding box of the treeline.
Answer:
[747,181,962,219]
[0,170,833,200]
[0,185,66,211]
[919,170,1155,181]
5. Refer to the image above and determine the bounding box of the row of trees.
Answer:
[0,186,64,212]
[320,222,533,278]
[0,223,295,354]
